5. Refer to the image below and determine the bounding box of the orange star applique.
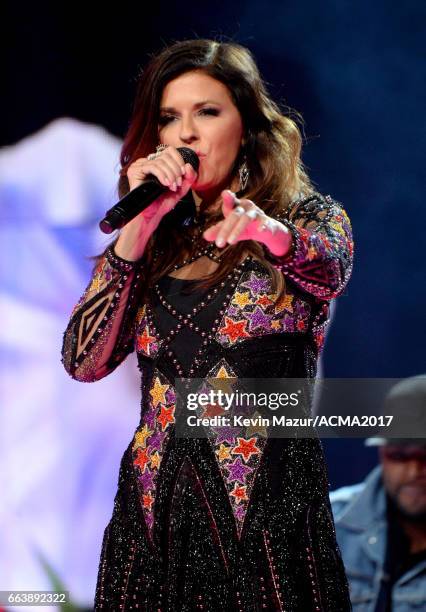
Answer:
[134,447,150,472]
[230,484,248,504]
[137,327,157,355]
[157,404,175,431]
[216,443,232,462]
[232,437,261,462]
[275,293,293,313]
[220,317,250,344]
[142,492,154,510]
[256,294,273,308]
[202,403,226,418]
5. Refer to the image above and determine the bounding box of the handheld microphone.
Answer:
[99,147,200,234]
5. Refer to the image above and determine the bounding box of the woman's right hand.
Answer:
[114,146,198,261]
[127,146,198,226]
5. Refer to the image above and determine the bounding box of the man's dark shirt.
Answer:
[374,495,426,611]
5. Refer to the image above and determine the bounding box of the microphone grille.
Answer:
[177,147,200,172]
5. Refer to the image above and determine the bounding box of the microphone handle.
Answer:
[99,178,166,234]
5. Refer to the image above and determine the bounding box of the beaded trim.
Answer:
[105,244,144,273]
[265,193,354,300]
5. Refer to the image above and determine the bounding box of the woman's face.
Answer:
[158,70,244,195]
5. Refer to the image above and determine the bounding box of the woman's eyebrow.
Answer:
[159,100,220,112]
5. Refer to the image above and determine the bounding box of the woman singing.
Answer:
[61,39,353,611]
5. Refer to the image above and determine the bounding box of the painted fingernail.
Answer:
[216,237,225,247]
[164,177,170,185]
[181,166,186,174]
[177,176,182,187]
[228,235,235,244]
[172,181,177,191]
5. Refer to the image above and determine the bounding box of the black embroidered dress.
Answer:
[61,191,354,611]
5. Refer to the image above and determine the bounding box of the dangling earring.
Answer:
[238,156,250,191]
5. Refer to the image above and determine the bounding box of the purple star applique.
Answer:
[244,305,273,332]
[234,504,246,522]
[241,272,270,296]
[147,430,167,452]
[212,425,240,445]
[143,405,158,429]
[165,387,176,404]
[139,469,154,491]
[225,457,253,484]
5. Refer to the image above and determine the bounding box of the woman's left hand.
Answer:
[203,190,293,257]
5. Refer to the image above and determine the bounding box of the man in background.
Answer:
[330,375,426,611]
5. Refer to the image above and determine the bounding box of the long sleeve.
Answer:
[61,244,145,382]
[266,192,354,300]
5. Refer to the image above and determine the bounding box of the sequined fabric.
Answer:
[61,191,354,611]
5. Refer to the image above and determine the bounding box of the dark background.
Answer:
[4,1,425,489]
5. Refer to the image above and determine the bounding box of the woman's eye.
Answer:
[158,115,175,126]
[199,108,219,116]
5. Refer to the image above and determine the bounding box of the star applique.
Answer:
[244,306,273,332]
[157,404,175,431]
[132,424,152,450]
[216,443,232,462]
[202,403,226,418]
[137,327,157,355]
[232,437,261,462]
[219,317,250,344]
[139,469,154,490]
[271,320,281,330]
[150,377,169,408]
[89,274,104,293]
[307,245,318,260]
[150,451,161,469]
[208,364,237,395]
[245,413,268,438]
[233,291,252,309]
[241,272,271,296]
[136,304,147,325]
[225,457,253,484]
[213,425,238,445]
[230,484,248,504]
[234,504,246,521]
[256,294,274,308]
[147,430,167,452]
[142,491,154,510]
[134,447,150,472]
[275,293,293,313]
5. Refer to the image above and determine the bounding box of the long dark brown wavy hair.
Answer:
[91,38,315,297]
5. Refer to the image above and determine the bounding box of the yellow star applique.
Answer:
[245,412,268,438]
[208,365,237,395]
[232,291,252,309]
[275,293,293,313]
[271,319,281,330]
[136,304,147,324]
[216,443,231,462]
[150,451,161,469]
[150,377,169,408]
[132,424,151,450]
[89,274,104,293]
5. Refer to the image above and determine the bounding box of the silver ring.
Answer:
[147,144,168,161]
[234,206,245,216]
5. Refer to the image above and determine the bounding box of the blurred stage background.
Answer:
[2,1,425,609]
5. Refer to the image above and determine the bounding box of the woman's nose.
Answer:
[179,116,198,143]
